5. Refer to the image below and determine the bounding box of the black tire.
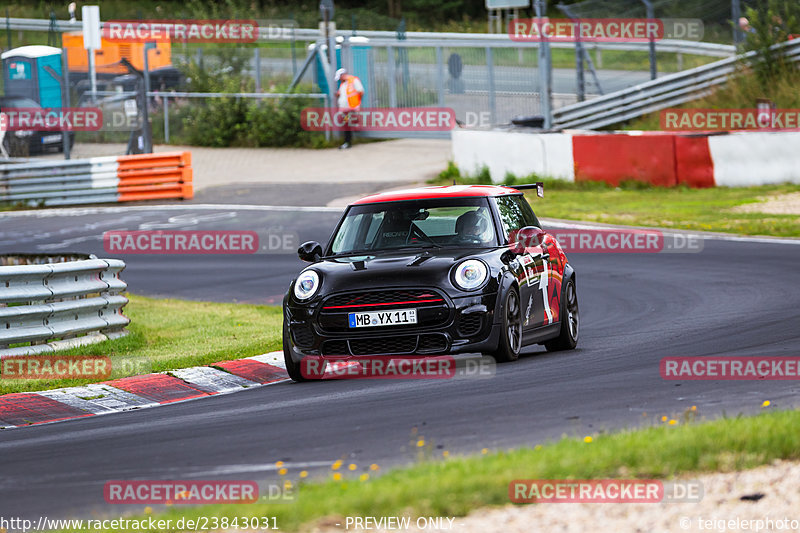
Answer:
[491,285,523,363]
[283,321,314,382]
[544,277,579,352]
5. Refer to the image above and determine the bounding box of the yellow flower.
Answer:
[583,436,593,443]
[762,400,771,408]
[534,445,542,451]
[661,415,668,422]
[299,470,308,478]
[144,507,152,515]
[668,419,677,426]
[333,473,342,481]
[481,448,489,454]
[284,480,293,489]
[332,461,342,470]
[279,468,288,475]
[348,463,357,471]
[690,405,697,411]
[369,464,379,471]
[442,450,450,458]
[359,474,369,482]
[275,461,284,467]
[417,439,425,448]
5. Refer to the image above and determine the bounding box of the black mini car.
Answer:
[282,184,579,381]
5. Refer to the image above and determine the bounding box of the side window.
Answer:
[515,196,541,228]
[495,196,527,240]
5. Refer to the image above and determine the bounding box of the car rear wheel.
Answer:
[491,286,522,363]
[283,322,314,382]
[544,277,579,352]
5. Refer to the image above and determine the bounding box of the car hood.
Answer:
[303,248,499,295]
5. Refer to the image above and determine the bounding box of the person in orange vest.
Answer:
[334,68,364,149]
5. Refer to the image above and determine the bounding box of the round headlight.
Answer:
[294,270,320,300]
[453,259,488,290]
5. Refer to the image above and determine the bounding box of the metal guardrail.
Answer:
[552,38,800,130]
[4,17,734,57]
[0,152,192,206]
[0,257,130,357]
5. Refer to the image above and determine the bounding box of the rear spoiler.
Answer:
[512,182,544,198]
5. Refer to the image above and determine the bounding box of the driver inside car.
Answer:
[455,209,492,244]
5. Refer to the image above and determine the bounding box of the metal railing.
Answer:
[0,256,130,357]
[552,38,800,130]
[3,17,734,58]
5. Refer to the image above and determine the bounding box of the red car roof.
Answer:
[351,185,521,205]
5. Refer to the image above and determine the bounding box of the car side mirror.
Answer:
[298,241,323,262]
[507,226,547,256]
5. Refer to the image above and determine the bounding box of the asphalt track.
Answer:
[1,203,799,523]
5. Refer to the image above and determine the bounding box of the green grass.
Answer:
[0,294,283,395]
[431,166,800,237]
[78,406,800,532]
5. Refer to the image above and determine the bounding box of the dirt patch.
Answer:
[732,192,800,215]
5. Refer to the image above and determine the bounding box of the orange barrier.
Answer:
[115,151,193,202]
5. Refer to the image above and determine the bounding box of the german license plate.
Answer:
[41,134,62,144]
[348,308,417,328]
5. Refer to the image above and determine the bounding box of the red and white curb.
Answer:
[0,351,289,430]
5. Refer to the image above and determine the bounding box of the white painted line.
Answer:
[170,366,259,393]
[541,218,800,246]
[0,204,343,219]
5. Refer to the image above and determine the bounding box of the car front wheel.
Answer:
[283,322,314,382]
[491,286,522,363]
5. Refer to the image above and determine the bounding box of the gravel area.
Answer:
[312,461,800,533]
[732,192,800,215]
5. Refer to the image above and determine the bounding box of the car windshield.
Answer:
[330,197,498,255]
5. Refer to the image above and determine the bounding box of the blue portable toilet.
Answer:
[312,36,370,105]
[2,45,64,108]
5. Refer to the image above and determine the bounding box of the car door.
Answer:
[493,195,548,329]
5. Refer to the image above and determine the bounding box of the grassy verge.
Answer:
[82,407,800,532]
[0,294,283,395]
[433,164,800,237]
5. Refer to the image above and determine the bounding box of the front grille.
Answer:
[457,314,483,337]
[319,288,451,333]
[291,324,315,347]
[349,336,418,356]
[323,289,444,310]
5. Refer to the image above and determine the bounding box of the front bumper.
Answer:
[284,288,501,363]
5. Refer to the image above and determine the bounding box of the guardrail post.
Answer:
[163,95,170,144]
[254,47,261,92]
[535,0,553,128]
[435,46,445,107]
[487,47,496,126]
[387,45,397,108]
